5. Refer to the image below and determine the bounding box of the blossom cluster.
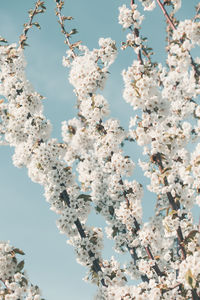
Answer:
[0,241,42,300]
[66,38,117,99]
[1,0,200,299]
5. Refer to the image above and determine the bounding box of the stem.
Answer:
[162,282,182,294]
[156,0,200,78]
[60,190,107,286]
[55,1,76,58]
[156,0,176,30]
[120,177,164,278]
[155,153,187,259]
[24,3,40,37]
[145,246,165,277]
[134,28,144,65]
[192,289,200,300]
[19,1,45,49]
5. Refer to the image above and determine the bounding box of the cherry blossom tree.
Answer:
[0,0,200,299]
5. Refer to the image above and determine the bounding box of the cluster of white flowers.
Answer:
[69,51,107,99]
[0,241,42,300]
[1,0,200,299]
[139,0,156,11]
[0,43,106,286]
[178,251,200,290]
[119,4,144,30]
[79,94,110,123]
[173,19,200,46]
[118,5,134,29]
[98,38,117,68]
[65,38,117,100]
[171,0,182,13]
[117,1,200,299]
[0,34,145,293]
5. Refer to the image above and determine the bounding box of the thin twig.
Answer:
[156,0,200,78]
[19,1,46,49]
[55,0,76,58]
[156,0,176,30]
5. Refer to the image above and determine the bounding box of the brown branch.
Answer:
[55,0,76,58]
[161,282,182,295]
[60,190,107,286]
[156,0,200,78]
[19,1,46,49]
[120,175,165,278]
[192,289,200,300]
[156,0,176,30]
[154,153,187,260]
[145,246,165,277]
[134,28,144,65]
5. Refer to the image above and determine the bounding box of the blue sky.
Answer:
[0,1,198,299]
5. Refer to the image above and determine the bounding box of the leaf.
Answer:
[71,40,82,48]
[185,269,196,288]
[63,166,71,172]
[185,165,192,172]
[161,167,171,174]
[112,226,119,238]
[62,16,73,21]
[28,9,34,17]
[110,271,116,280]
[17,260,24,272]
[96,206,102,213]
[77,194,91,202]
[19,34,27,42]
[0,37,8,43]
[21,276,28,286]
[36,9,45,14]
[38,1,46,9]
[164,223,171,233]
[69,28,78,35]
[33,22,41,29]
[37,163,44,170]
[13,248,25,255]
[68,125,76,134]
[169,210,177,216]
[90,236,97,245]
[184,230,199,244]
[22,42,29,49]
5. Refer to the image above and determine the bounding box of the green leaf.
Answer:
[112,226,119,238]
[17,260,25,272]
[13,248,25,255]
[62,16,73,21]
[33,22,41,29]
[185,269,196,288]
[70,28,78,35]
[110,271,116,280]
[184,230,199,244]
[96,206,102,213]
[0,37,8,43]
[77,194,91,202]
[169,209,177,216]
[21,276,28,285]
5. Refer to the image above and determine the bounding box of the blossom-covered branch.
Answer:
[0,0,200,299]
[0,241,43,300]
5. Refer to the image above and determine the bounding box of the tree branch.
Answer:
[156,0,176,30]
[156,0,200,78]
[60,190,107,286]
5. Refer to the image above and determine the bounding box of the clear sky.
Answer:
[0,1,198,299]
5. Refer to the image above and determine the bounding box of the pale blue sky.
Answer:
[0,1,198,299]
